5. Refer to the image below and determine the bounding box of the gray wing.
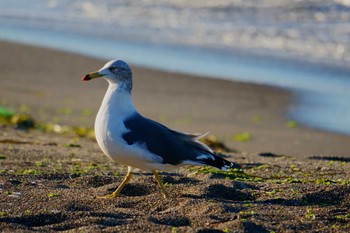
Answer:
[122,113,212,165]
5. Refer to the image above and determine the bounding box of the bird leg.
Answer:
[153,170,170,199]
[98,166,133,199]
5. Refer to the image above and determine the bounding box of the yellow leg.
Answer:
[153,170,170,199]
[98,166,133,199]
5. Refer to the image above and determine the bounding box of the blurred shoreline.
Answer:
[1,22,350,135]
[1,40,350,157]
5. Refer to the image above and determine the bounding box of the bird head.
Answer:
[83,60,132,91]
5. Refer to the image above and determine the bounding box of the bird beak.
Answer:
[82,71,105,81]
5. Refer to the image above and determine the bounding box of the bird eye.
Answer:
[109,66,117,71]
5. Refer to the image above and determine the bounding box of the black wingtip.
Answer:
[200,153,240,171]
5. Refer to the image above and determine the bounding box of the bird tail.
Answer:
[199,153,240,171]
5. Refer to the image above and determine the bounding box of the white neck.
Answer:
[94,82,136,159]
[96,83,136,125]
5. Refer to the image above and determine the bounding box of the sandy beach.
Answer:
[1,41,350,232]
[1,41,350,157]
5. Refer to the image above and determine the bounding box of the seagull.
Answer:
[82,60,239,198]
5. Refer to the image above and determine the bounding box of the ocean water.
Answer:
[0,0,350,135]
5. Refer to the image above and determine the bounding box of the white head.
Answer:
[83,60,133,92]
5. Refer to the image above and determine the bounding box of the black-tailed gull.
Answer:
[83,60,239,198]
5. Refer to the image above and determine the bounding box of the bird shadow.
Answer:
[182,183,255,202]
[108,183,154,197]
[162,173,200,185]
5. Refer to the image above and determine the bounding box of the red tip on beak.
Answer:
[82,74,91,81]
